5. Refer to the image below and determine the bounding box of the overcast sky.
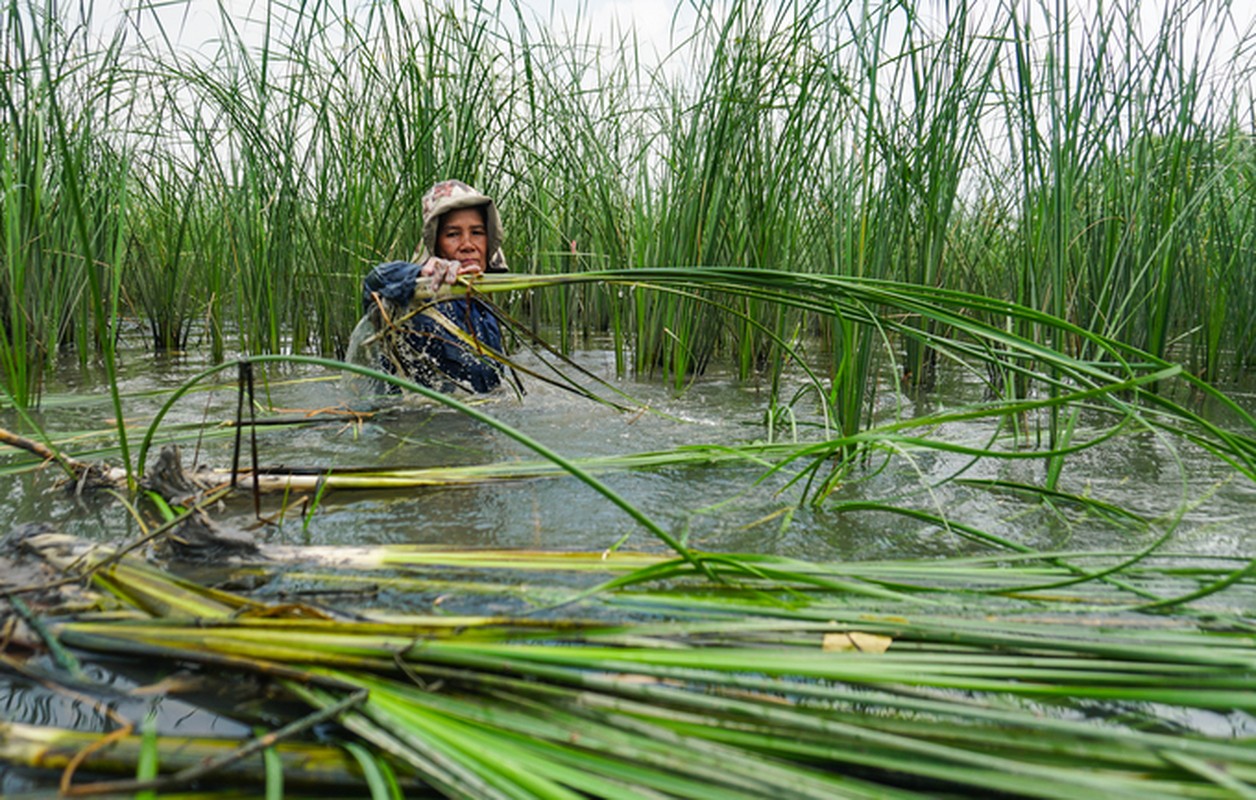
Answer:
[88,0,1255,103]
[96,0,1252,59]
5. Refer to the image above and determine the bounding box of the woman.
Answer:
[356,180,510,394]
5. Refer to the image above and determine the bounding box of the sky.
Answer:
[88,0,1256,87]
[95,0,1255,46]
[91,0,690,54]
[83,0,1254,124]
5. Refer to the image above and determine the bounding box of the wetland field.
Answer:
[4,0,1256,797]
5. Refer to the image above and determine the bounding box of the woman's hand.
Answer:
[420,257,484,292]
[420,257,460,291]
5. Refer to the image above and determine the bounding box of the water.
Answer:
[3,343,1252,561]
[3,344,1256,793]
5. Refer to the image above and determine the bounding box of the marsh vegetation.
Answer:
[2,0,1256,796]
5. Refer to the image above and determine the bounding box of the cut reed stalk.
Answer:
[31,539,1256,799]
[0,721,400,791]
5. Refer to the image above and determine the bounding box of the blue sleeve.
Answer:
[362,261,422,312]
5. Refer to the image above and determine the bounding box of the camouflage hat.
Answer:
[414,179,507,272]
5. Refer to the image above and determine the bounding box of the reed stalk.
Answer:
[25,537,1256,799]
[0,721,396,791]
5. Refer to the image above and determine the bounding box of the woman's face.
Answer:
[436,207,489,268]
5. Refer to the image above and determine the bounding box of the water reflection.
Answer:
[0,660,254,793]
[0,347,1253,561]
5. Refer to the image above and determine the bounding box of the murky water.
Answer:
[3,342,1254,561]
[3,343,1255,793]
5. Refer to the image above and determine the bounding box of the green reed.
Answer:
[0,0,127,405]
[25,533,1256,799]
[1,0,1254,427]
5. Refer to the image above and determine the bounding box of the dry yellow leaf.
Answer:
[822,631,893,654]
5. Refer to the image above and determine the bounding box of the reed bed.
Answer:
[0,0,1252,405]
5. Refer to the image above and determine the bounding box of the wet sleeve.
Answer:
[361,261,422,312]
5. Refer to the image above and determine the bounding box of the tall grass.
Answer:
[0,0,1253,420]
[0,1,132,405]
